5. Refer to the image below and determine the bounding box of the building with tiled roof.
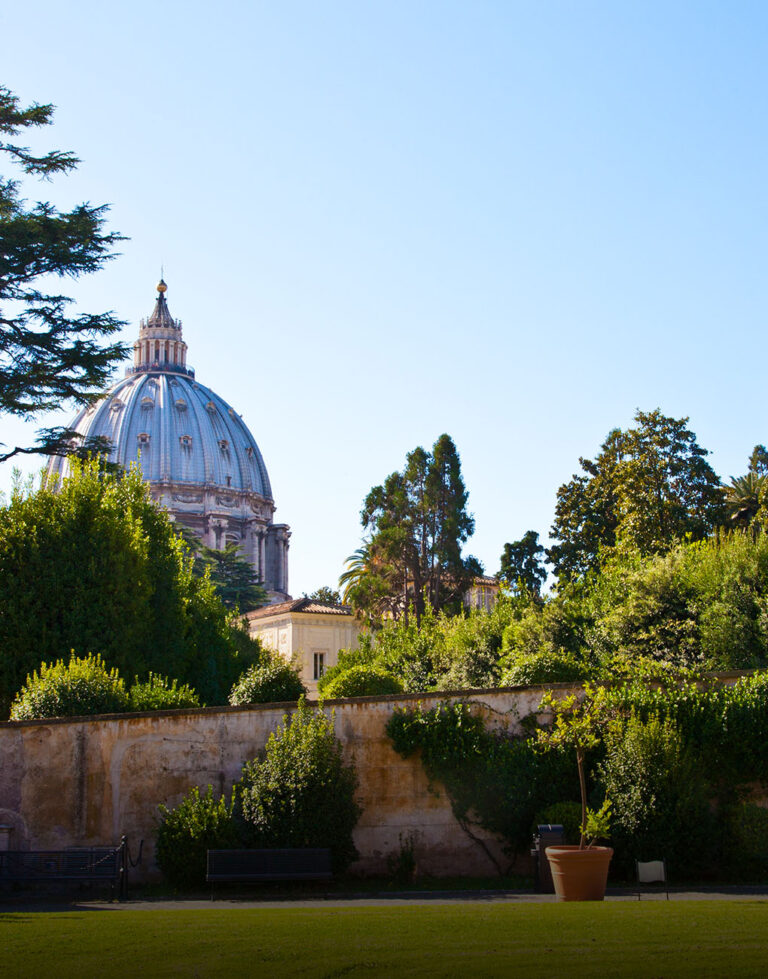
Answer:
[246,599,362,693]
[46,281,290,601]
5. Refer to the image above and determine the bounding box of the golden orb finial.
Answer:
[156,278,168,294]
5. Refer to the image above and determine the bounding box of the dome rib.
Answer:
[47,371,273,500]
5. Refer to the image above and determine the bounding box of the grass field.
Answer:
[3,900,768,977]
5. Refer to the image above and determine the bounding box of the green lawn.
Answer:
[3,901,768,977]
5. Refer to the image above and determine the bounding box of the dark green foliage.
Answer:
[9,657,202,719]
[501,649,589,686]
[179,528,267,612]
[598,713,715,876]
[499,531,547,596]
[0,460,256,715]
[228,659,307,705]
[388,676,768,878]
[0,85,127,463]
[499,532,768,678]
[725,473,765,530]
[549,410,724,581]
[386,702,578,857]
[156,786,239,890]
[352,435,475,624]
[723,803,768,879]
[9,653,129,719]
[128,674,201,711]
[238,701,360,872]
[535,801,583,845]
[324,597,516,696]
[606,673,768,787]
[320,664,403,699]
[308,586,342,605]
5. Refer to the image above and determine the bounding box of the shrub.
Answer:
[129,673,201,711]
[156,785,239,889]
[501,649,589,686]
[387,701,578,858]
[9,653,129,719]
[723,802,768,879]
[0,460,254,714]
[238,699,360,872]
[535,801,583,845]
[598,712,714,876]
[229,659,306,705]
[321,665,403,699]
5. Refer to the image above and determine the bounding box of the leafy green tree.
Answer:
[0,459,258,714]
[549,410,723,580]
[357,434,475,624]
[598,713,713,875]
[239,700,361,872]
[499,531,547,596]
[0,85,126,463]
[307,586,341,605]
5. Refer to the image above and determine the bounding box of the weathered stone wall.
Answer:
[0,687,548,881]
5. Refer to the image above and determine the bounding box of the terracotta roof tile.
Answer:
[246,598,353,620]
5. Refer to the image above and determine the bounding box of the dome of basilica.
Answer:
[47,282,290,601]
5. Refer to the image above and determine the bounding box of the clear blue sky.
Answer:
[2,1,767,596]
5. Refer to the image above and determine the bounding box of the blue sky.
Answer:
[2,1,767,596]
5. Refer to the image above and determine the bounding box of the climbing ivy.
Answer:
[387,673,768,878]
[386,702,577,860]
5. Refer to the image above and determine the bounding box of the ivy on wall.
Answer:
[386,672,768,879]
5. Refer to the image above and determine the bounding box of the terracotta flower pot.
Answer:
[544,845,613,901]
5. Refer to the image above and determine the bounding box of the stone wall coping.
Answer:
[0,669,756,729]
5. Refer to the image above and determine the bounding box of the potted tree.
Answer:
[537,683,613,901]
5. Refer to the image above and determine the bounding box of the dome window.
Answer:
[179,435,192,448]
[141,397,154,410]
[219,439,229,452]
[175,399,187,411]
[245,447,254,458]
[137,433,150,446]
[206,401,217,413]
[110,401,124,412]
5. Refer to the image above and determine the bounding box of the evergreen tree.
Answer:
[356,434,475,624]
[0,85,126,462]
[499,530,547,596]
[0,460,258,714]
[307,586,342,605]
[177,528,267,612]
[549,410,723,581]
[749,445,768,476]
[200,542,267,612]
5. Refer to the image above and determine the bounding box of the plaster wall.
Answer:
[0,687,545,882]
[250,612,362,695]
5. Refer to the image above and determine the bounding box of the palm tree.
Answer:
[725,473,766,530]
[339,545,371,604]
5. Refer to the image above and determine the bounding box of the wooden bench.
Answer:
[0,839,127,900]
[206,848,332,897]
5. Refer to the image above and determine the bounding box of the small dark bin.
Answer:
[531,824,565,893]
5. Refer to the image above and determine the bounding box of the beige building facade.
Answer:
[246,598,363,694]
